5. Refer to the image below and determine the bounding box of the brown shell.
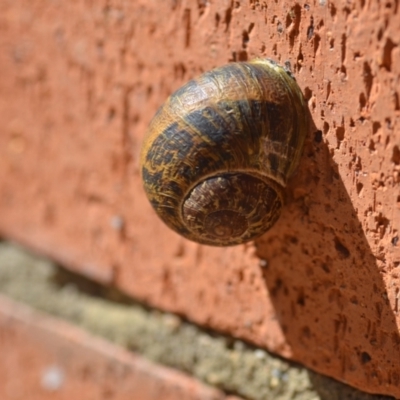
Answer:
[140,59,309,246]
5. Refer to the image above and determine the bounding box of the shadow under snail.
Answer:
[140,58,309,246]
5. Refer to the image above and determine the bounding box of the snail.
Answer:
[140,58,309,246]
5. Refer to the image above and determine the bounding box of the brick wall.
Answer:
[0,0,399,397]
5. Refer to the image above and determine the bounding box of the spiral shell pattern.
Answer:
[140,59,308,246]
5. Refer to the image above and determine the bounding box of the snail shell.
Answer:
[140,59,308,246]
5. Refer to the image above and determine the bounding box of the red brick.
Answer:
[0,294,238,400]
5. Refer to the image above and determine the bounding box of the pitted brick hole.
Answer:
[356,182,363,195]
[368,139,375,152]
[286,4,301,48]
[304,87,312,101]
[335,125,345,148]
[394,92,400,110]
[307,16,314,40]
[359,92,367,110]
[224,5,232,31]
[361,352,372,364]
[313,34,321,55]
[382,38,397,71]
[341,34,347,64]
[329,2,337,17]
[334,237,350,259]
[392,145,400,165]
[372,121,381,135]
[314,130,323,143]
[363,62,373,98]
[323,121,330,134]
[215,12,220,28]
[242,22,255,50]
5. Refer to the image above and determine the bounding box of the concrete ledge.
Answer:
[0,242,394,400]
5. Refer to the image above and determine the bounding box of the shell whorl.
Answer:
[182,173,283,245]
[140,59,308,246]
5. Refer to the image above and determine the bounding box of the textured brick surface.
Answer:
[0,0,400,397]
[0,294,239,400]
[3,241,394,400]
